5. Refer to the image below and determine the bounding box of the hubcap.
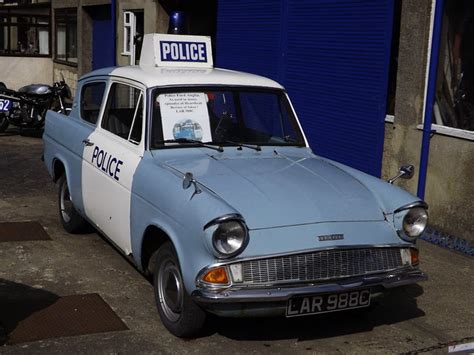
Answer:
[60,180,73,223]
[158,259,183,322]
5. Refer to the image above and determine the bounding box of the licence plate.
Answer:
[286,289,371,317]
[0,99,11,112]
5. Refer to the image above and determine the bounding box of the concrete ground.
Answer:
[0,131,473,354]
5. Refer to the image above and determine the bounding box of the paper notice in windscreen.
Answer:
[159,93,212,142]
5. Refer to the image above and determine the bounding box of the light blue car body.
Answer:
[130,145,419,293]
[43,65,427,318]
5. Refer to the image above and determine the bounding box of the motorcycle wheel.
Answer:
[0,114,9,133]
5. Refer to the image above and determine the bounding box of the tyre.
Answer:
[0,114,9,133]
[153,242,206,337]
[58,175,88,233]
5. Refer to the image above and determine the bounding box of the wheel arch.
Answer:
[140,224,174,275]
[50,155,85,216]
[52,157,66,182]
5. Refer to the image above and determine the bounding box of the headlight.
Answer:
[402,207,428,238]
[212,220,248,258]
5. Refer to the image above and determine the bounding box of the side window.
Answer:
[101,83,143,144]
[80,82,106,124]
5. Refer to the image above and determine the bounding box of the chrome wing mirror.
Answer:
[387,165,415,184]
[183,172,202,196]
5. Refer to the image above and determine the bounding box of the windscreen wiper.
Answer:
[158,138,224,152]
[225,140,261,151]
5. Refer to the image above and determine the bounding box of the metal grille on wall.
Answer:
[216,0,394,177]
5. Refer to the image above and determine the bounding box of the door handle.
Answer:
[82,139,94,147]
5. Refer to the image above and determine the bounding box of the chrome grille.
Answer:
[241,248,403,284]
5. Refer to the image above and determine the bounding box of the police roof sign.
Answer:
[140,34,213,68]
[160,41,208,63]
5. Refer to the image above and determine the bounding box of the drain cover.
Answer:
[6,293,128,344]
[0,221,50,242]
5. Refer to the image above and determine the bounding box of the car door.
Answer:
[81,79,145,254]
[61,79,107,215]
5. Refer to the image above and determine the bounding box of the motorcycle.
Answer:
[0,74,72,133]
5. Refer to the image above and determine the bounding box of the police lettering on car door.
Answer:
[91,146,123,181]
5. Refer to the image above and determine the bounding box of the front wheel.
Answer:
[0,114,9,133]
[58,175,89,233]
[153,242,206,337]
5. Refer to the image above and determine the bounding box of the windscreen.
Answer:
[150,87,305,149]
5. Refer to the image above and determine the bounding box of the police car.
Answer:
[43,34,428,337]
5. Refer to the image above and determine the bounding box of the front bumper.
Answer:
[191,268,427,317]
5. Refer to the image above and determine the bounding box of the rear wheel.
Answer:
[58,175,88,233]
[0,114,9,133]
[153,242,206,337]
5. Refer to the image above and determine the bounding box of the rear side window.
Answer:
[101,83,143,144]
[80,82,106,124]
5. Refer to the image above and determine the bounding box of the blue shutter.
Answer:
[216,0,394,177]
[216,0,283,81]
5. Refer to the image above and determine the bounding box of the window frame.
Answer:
[79,80,107,126]
[54,7,77,66]
[417,0,474,141]
[149,85,307,150]
[121,10,144,65]
[0,3,51,58]
[385,0,402,119]
[100,80,145,146]
[122,11,134,56]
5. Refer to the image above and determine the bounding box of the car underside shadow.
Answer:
[0,127,43,138]
[18,128,44,138]
[0,128,18,137]
[0,278,60,345]
[206,284,425,341]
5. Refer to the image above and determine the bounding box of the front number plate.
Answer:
[286,289,371,317]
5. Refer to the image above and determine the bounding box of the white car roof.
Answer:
[79,66,284,90]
